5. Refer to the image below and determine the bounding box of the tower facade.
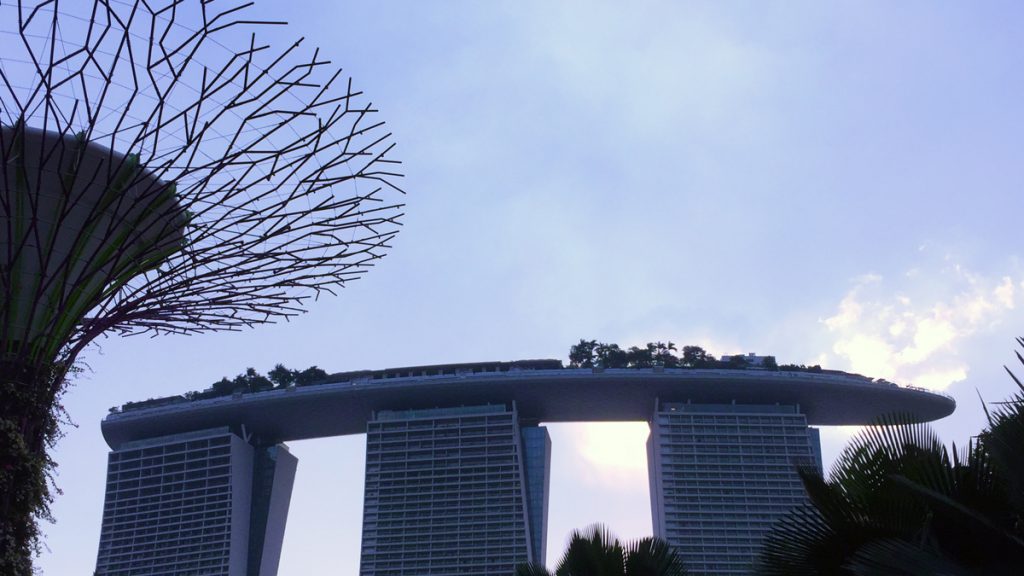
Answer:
[95,427,297,576]
[359,403,550,576]
[648,402,822,575]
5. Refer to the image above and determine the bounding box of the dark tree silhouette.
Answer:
[628,345,656,368]
[595,343,630,368]
[268,364,297,389]
[652,341,679,367]
[569,339,599,368]
[681,345,713,368]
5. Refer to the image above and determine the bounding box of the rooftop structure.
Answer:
[102,361,954,449]
[96,360,954,576]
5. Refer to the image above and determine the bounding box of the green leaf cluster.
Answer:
[568,339,783,371]
[193,364,328,398]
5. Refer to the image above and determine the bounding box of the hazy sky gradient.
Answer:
[33,1,1024,573]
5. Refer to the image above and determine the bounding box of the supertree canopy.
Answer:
[0,1,404,572]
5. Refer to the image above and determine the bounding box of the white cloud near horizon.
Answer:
[821,266,1020,391]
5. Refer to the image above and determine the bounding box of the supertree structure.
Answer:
[0,1,404,572]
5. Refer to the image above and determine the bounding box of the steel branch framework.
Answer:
[0,0,405,368]
[0,3,404,569]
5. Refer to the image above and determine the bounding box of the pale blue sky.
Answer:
[32,1,1024,573]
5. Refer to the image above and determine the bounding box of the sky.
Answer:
[24,0,1024,573]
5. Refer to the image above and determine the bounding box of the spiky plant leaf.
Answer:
[846,538,977,576]
[623,537,687,576]
[886,463,1024,567]
[756,501,857,576]
[982,337,1024,513]
[758,415,977,573]
[555,524,626,576]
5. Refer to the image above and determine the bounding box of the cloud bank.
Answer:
[822,265,1020,391]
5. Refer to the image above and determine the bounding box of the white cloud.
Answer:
[822,266,1021,391]
[995,277,1015,309]
[889,320,907,336]
[913,366,968,390]
[833,333,896,379]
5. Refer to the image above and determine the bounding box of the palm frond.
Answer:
[755,503,852,576]
[623,537,687,576]
[886,473,1024,565]
[555,524,626,576]
[826,416,942,535]
[983,339,1024,514]
[845,538,976,576]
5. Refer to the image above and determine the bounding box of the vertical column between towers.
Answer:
[520,424,552,567]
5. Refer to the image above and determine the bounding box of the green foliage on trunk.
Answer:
[0,362,69,576]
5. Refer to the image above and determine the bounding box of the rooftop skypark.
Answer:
[111,340,911,414]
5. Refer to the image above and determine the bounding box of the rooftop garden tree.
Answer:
[681,345,714,368]
[652,341,680,367]
[569,339,599,368]
[203,365,326,396]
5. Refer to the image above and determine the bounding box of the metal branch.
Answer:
[1,0,405,368]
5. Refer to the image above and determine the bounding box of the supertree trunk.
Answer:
[0,361,66,576]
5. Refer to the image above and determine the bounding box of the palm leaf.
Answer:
[755,502,853,576]
[885,459,1024,568]
[759,415,970,574]
[623,537,687,576]
[555,524,626,576]
[981,338,1024,514]
[845,537,976,576]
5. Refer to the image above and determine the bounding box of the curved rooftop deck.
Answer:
[101,362,955,448]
